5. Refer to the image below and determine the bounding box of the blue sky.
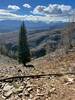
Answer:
[0,0,75,23]
[0,0,75,8]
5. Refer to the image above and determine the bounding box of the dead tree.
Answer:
[62,15,75,54]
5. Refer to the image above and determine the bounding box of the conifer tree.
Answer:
[18,21,31,66]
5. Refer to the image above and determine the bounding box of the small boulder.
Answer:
[3,90,12,98]
[3,83,13,92]
[3,83,14,98]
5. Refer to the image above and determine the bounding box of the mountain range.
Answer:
[0,20,67,33]
[0,20,72,58]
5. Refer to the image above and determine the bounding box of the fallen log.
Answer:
[0,72,75,82]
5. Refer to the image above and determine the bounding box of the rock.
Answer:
[30,94,33,99]
[68,77,74,82]
[37,88,40,94]
[36,93,44,96]
[3,83,13,92]
[27,87,33,92]
[24,90,30,96]
[36,87,45,97]
[26,82,32,88]
[27,78,30,81]
[3,83,14,98]
[2,95,6,99]
[1,83,6,88]
[23,81,27,86]
[18,93,23,98]
[3,90,12,98]
[64,76,74,85]
[49,87,56,93]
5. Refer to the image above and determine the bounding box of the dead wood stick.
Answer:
[0,72,75,82]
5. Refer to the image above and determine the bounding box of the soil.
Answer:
[0,51,75,100]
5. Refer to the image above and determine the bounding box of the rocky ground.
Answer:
[0,50,75,100]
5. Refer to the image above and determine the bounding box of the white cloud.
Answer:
[0,9,10,14]
[0,9,70,23]
[8,5,20,10]
[32,4,72,15]
[23,4,31,8]
[0,9,20,20]
[0,3,75,23]
[32,5,46,15]
[30,4,75,23]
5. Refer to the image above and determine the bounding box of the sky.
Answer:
[0,0,75,23]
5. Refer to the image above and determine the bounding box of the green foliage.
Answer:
[18,21,31,65]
